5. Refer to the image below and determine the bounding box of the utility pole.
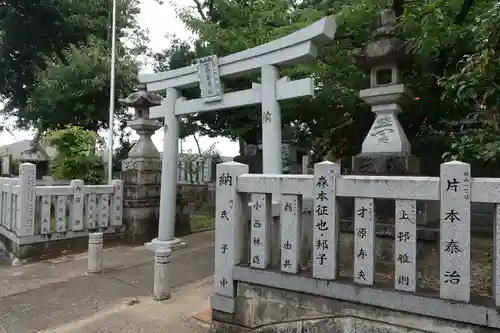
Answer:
[107,0,117,184]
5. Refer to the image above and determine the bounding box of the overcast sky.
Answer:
[0,0,240,157]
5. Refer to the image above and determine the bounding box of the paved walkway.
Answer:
[0,231,215,333]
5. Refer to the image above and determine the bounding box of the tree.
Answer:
[156,0,500,170]
[157,0,376,158]
[399,0,500,167]
[0,0,147,137]
[25,36,138,133]
[43,126,105,184]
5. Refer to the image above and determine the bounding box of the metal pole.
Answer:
[107,0,117,184]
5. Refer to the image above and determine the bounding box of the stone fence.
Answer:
[212,160,500,332]
[0,163,123,260]
[177,156,214,184]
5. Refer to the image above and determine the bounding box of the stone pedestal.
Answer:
[351,153,419,176]
[122,158,162,244]
[352,153,420,223]
[337,153,438,245]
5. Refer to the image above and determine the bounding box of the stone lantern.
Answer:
[341,8,438,249]
[118,84,163,244]
[352,8,418,173]
[119,83,162,158]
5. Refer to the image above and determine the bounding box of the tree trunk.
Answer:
[193,134,202,156]
[238,138,245,155]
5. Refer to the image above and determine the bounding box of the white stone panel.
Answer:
[313,161,341,280]
[394,199,417,292]
[214,162,248,298]
[17,163,36,236]
[280,194,302,274]
[354,198,375,285]
[86,194,97,229]
[439,161,471,302]
[250,193,272,269]
[5,184,12,231]
[99,194,110,227]
[55,196,67,232]
[71,180,84,231]
[111,180,123,227]
[40,196,51,234]
[495,204,500,306]
[0,190,3,228]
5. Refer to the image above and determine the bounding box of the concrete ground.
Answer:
[0,231,216,333]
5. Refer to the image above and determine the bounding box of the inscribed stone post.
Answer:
[313,161,341,280]
[99,194,110,227]
[17,163,36,237]
[250,193,272,269]
[5,184,12,231]
[394,199,417,292]
[41,196,51,234]
[354,197,375,285]
[214,162,248,298]
[111,179,123,227]
[280,194,302,274]
[494,205,500,306]
[0,183,3,228]
[55,196,67,232]
[86,194,97,229]
[70,180,84,231]
[440,161,471,302]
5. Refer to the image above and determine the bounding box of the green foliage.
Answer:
[0,0,145,137]
[50,155,105,185]
[444,119,500,163]
[43,126,105,184]
[401,0,500,164]
[25,36,138,132]
[157,0,500,167]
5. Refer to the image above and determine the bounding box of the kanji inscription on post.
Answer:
[214,162,247,298]
[18,163,36,236]
[111,179,123,227]
[494,204,500,306]
[99,194,110,227]
[313,161,340,280]
[55,196,67,232]
[41,196,51,234]
[394,199,417,292]
[71,180,84,231]
[250,193,271,269]
[440,161,471,302]
[354,198,375,285]
[280,194,302,274]
[86,194,97,228]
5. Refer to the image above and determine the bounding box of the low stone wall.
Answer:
[212,283,493,333]
[0,229,125,262]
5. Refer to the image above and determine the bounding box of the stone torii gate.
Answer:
[139,17,337,250]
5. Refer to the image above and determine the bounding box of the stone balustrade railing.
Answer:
[212,160,500,329]
[0,163,123,248]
